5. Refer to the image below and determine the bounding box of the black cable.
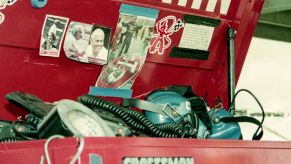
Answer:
[0,137,20,143]
[189,96,212,130]
[124,107,196,137]
[90,106,146,132]
[91,106,195,137]
[188,112,199,137]
[12,121,38,140]
[79,95,178,137]
[25,114,41,129]
[214,97,223,108]
[78,95,195,138]
[228,88,265,139]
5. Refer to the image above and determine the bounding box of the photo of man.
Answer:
[40,15,69,57]
[118,16,142,56]
[64,24,84,53]
[63,22,111,65]
[96,4,159,89]
[85,28,108,63]
[64,22,92,62]
[46,19,60,50]
[108,14,156,61]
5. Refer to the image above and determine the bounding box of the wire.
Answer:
[0,137,19,143]
[41,135,65,164]
[70,137,85,164]
[12,121,38,140]
[214,97,224,109]
[79,95,196,138]
[25,114,41,128]
[40,135,84,164]
[228,88,265,138]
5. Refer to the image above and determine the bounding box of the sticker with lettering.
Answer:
[160,0,232,15]
[0,0,18,24]
[149,15,183,55]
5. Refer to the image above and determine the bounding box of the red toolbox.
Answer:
[1,0,291,164]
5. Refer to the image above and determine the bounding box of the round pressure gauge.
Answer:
[38,99,114,138]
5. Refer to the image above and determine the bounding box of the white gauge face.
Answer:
[67,110,106,136]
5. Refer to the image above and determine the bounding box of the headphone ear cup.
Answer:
[142,89,166,115]
[144,89,192,124]
[146,89,167,101]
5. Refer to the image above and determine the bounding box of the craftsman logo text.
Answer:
[123,157,194,164]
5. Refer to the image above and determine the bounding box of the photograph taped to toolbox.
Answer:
[96,4,159,89]
[39,15,69,57]
[64,21,111,65]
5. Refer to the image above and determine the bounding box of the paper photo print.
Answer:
[96,4,159,89]
[108,14,155,61]
[64,21,111,65]
[96,14,156,89]
[95,55,142,88]
[40,15,69,57]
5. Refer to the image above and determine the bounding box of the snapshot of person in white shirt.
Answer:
[64,25,84,52]
[84,28,108,65]
[64,25,85,60]
[44,19,60,50]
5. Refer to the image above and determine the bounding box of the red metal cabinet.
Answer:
[1,1,290,164]
[1,137,291,164]
[0,0,265,119]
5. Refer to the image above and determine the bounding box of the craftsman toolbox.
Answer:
[1,0,291,164]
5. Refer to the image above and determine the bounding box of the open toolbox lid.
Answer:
[4,1,291,164]
[0,0,264,120]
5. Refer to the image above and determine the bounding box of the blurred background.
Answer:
[236,0,291,141]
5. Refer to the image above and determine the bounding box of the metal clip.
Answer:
[162,104,182,122]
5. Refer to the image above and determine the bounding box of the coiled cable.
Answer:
[90,106,146,132]
[25,114,41,129]
[78,95,194,138]
[12,121,38,140]
[0,137,20,143]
